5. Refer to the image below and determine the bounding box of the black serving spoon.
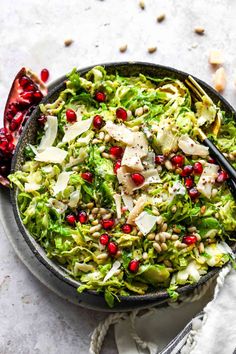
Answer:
[185,76,236,197]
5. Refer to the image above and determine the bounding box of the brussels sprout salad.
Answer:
[9,66,236,307]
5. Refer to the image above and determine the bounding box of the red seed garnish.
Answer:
[25,83,36,92]
[93,115,104,129]
[9,112,24,131]
[181,165,193,177]
[188,187,200,200]
[81,171,93,183]
[193,162,203,175]
[114,159,122,174]
[33,90,43,102]
[171,154,185,167]
[155,154,165,165]
[100,233,110,245]
[101,219,115,230]
[216,170,229,183]
[107,241,118,256]
[66,108,77,123]
[95,91,106,102]
[20,91,34,102]
[121,224,133,234]
[19,75,31,88]
[131,173,145,186]
[116,107,127,121]
[182,235,197,245]
[38,114,47,126]
[185,176,194,189]
[66,214,76,225]
[128,259,140,273]
[208,156,216,164]
[40,68,49,83]
[77,211,88,224]
[109,146,123,159]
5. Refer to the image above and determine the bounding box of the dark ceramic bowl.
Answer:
[10,62,236,311]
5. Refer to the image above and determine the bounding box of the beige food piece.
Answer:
[139,0,145,10]
[213,67,226,92]
[64,39,74,47]
[104,121,134,145]
[209,50,223,65]
[127,195,147,225]
[148,46,157,54]
[157,13,165,23]
[194,27,205,35]
[119,44,128,53]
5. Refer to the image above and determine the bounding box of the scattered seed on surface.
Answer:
[209,50,223,65]
[89,214,94,221]
[194,27,205,35]
[64,39,74,47]
[130,126,140,132]
[153,242,162,253]
[213,67,226,92]
[139,0,145,10]
[98,146,106,153]
[119,44,128,53]
[157,13,166,23]
[86,202,94,209]
[148,46,157,54]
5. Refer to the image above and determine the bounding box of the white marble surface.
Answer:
[0,0,236,353]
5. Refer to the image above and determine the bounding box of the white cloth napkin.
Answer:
[114,267,236,354]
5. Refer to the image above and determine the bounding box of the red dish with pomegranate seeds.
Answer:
[8,65,236,308]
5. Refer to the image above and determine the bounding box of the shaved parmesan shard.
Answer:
[69,189,81,208]
[117,166,136,194]
[103,261,121,283]
[62,117,93,143]
[48,198,68,214]
[114,194,122,219]
[121,193,134,211]
[53,171,71,195]
[121,132,148,171]
[135,211,157,236]
[156,128,178,155]
[35,147,67,164]
[127,195,147,225]
[38,116,58,152]
[104,121,134,145]
[142,169,161,184]
[25,182,41,192]
[178,135,209,157]
[196,163,218,198]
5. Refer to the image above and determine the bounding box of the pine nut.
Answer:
[139,0,145,10]
[142,252,148,260]
[92,232,100,238]
[97,253,108,260]
[91,219,99,226]
[98,132,105,140]
[194,27,205,35]
[159,233,166,243]
[152,207,159,216]
[173,227,181,234]
[90,224,102,233]
[165,160,173,170]
[88,214,94,221]
[171,234,179,240]
[161,232,171,239]
[212,188,218,198]
[119,44,128,53]
[188,226,197,233]
[200,205,206,214]
[101,152,110,159]
[92,138,102,144]
[98,146,106,152]
[161,242,168,251]
[195,233,201,241]
[148,46,157,54]
[229,153,235,161]
[92,207,99,214]
[138,231,143,236]
[143,105,149,113]
[179,243,187,249]
[156,216,163,225]
[104,134,111,143]
[147,233,155,240]
[86,202,94,209]
[157,13,165,22]
[161,223,168,232]
[99,208,107,215]
[155,234,160,242]
[135,107,144,117]
[157,165,162,172]
[174,240,181,248]
[164,259,172,267]
[127,110,132,119]
[103,213,112,220]
[199,242,205,253]
[171,205,177,213]
[166,267,174,272]
[153,242,162,253]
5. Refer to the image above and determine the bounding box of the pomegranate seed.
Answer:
[182,235,197,245]
[184,176,194,189]
[77,211,88,224]
[100,233,110,245]
[131,173,145,186]
[20,91,34,101]
[193,162,203,175]
[114,159,122,174]
[116,107,127,121]
[0,139,8,152]
[81,171,93,183]
[107,241,118,256]
[0,128,7,136]
[188,187,200,200]
[33,90,43,102]
[128,259,140,273]
[38,115,47,126]
[40,68,49,83]
[25,83,36,92]
[109,146,123,159]
[155,154,165,165]
[5,133,13,143]
[171,154,185,167]
[208,156,216,164]
[216,170,229,183]
[7,142,15,153]
[181,165,193,177]
[19,76,31,88]
[66,109,77,123]
[93,115,104,129]
[8,103,19,115]
[9,112,24,131]
[95,92,106,102]
[121,224,133,234]
[66,214,76,225]
[101,219,115,230]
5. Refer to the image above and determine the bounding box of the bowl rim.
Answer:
[10,61,236,304]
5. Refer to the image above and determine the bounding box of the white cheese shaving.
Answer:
[103,261,121,283]
[121,193,134,211]
[127,195,147,225]
[121,132,148,171]
[53,171,72,195]
[25,182,41,192]
[35,147,67,164]
[68,189,81,208]
[196,163,218,199]
[178,135,209,157]
[62,117,93,143]
[104,121,134,145]
[135,211,157,236]
[48,198,68,214]
[38,116,58,152]
[74,262,94,273]
[114,194,122,219]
